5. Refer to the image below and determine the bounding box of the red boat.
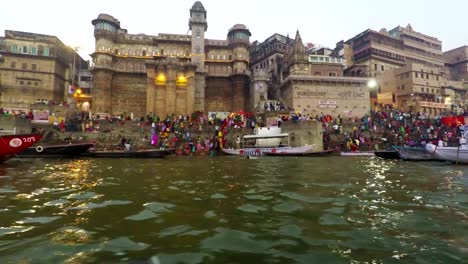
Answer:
[0,134,43,162]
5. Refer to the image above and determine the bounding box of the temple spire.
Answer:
[291,30,307,63]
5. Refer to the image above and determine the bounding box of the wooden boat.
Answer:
[222,127,314,156]
[85,148,174,158]
[392,146,439,161]
[0,134,42,162]
[264,149,335,157]
[426,143,468,164]
[17,142,94,158]
[340,151,375,157]
[374,150,400,160]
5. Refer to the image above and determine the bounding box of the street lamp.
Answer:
[71,46,79,90]
[367,79,377,89]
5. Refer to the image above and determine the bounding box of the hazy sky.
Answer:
[2,0,466,61]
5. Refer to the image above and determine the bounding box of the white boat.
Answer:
[222,127,314,156]
[425,143,468,163]
[223,145,315,156]
[425,127,468,163]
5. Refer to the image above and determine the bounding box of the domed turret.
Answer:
[227,24,251,47]
[92,14,120,40]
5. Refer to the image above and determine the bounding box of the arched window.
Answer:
[195,47,201,54]
[128,49,132,56]
[196,30,201,38]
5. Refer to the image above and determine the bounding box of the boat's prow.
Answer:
[0,134,43,162]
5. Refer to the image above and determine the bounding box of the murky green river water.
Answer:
[0,156,466,263]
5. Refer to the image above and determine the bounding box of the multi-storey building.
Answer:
[250,33,291,108]
[444,46,468,82]
[0,30,85,113]
[250,31,369,117]
[342,24,444,79]
[91,1,251,117]
[380,63,465,114]
[337,24,448,108]
[279,31,370,117]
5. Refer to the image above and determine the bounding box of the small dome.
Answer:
[93,14,121,27]
[231,24,247,30]
[191,1,206,11]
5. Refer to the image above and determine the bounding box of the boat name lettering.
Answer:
[22,137,37,143]
[245,151,261,156]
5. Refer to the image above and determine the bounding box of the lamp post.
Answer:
[69,46,79,108]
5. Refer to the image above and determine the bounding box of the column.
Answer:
[146,68,155,115]
[165,65,177,115]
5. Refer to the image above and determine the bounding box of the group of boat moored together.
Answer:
[221,126,468,164]
[1,125,468,164]
[0,133,173,163]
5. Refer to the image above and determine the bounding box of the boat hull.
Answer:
[426,143,468,163]
[0,134,43,162]
[85,149,173,158]
[393,146,438,161]
[374,150,400,160]
[222,145,314,156]
[264,149,334,157]
[18,142,94,158]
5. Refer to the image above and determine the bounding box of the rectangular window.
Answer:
[436,76,439,81]
[374,64,377,70]
[22,63,27,70]
[31,64,37,71]
[426,74,429,79]
[30,47,37,55]
[421,88,424,92]
[11,45,18,53]
[405,72,409,78]
[402,84,405,90]
[415,72,418,78]
[43,47,49,56]
[11,61,16,68]
[21,46,28,53]
[329,72,337,76]
[381,65,384,71]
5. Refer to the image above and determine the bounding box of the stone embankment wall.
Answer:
[31,120,325,151]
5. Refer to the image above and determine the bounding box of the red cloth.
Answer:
[441,116,465,127]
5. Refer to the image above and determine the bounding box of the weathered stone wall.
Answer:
[111,73,147,117]
[205,77,232,111]
[0,117,32,134]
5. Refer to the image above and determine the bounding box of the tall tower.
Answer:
[228,24,252,111]
[189,1,208,111]
[91,14,120,114]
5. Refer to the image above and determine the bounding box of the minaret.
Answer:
[228,24,251,112]
[189,1,207,72]
[188,1,208,112]
[91,14,120,114]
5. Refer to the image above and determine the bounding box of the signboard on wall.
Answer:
[32,110,50,124]
[318,100,337,108]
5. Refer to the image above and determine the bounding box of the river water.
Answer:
[0,156,466,263]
